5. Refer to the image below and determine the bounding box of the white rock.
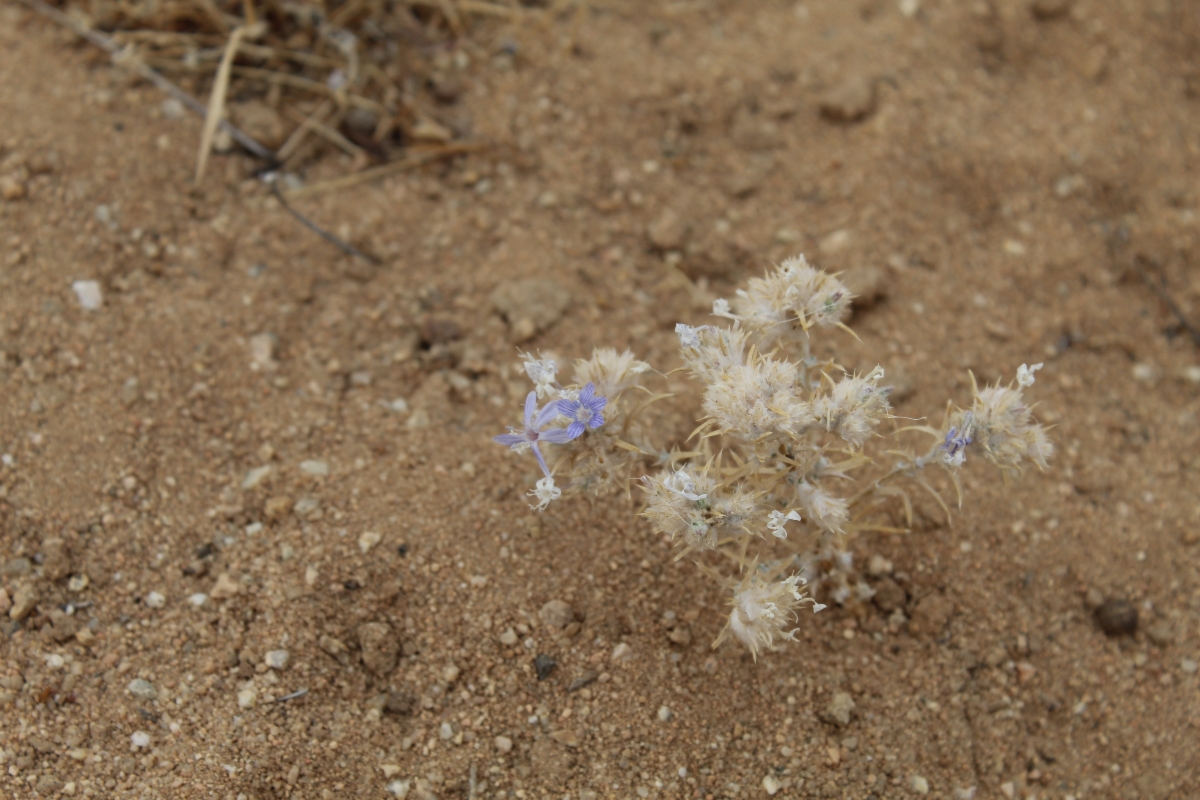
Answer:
[494,736,513,753]
[657,705,672,722]
[910,775,930,795]
[237,688,257,708]
[188,593,208,607]
[611,642,634,661]
[498,628,518,646]
[248,333,276,369]
[145,591,165,609]
[386,780,410,797]
[130,731,151,749]
[45,654,65,669]
[762,774,782,795]
[265,650,290,670]
[242,465,273,490]
[300,460,329,477]
[72,280,103,311]
[358,530,382,554]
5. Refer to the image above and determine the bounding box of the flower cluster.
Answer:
[491,256,1054,657]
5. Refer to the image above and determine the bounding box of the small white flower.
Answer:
[527,476,561,511]
[675,323,703,349]
[942,450,966,467]
[1016,362,1043,388]
[666,470,707,502]
[521,353,558,398]
[766,509,802,538]
[712,298,735,318]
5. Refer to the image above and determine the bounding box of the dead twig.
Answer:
[281,141,482,199]
[195,24,255,184]
[13,0,275,163]
[1136,258,1200,346]
[267,177,381,264]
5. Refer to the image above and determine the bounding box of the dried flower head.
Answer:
[716,569,825,660]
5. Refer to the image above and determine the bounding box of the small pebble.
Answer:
[358,530,382,553]
[145,591,165,609]
[1180,658,1198,674]
[657,705,672,722]
[265,650,290,670]
[188,593,208,607]
[910,775,930,795]
[45,654,65,669]
[210,573,241,600]
[534,654,557,681]
[71,280,103,311]
[499,628,519,646]
[130,732,150,749]
[127,679,157,700]
[821,691,856,726]
[237,688,257,708]
[300,460,329,477]
[611,642,633,661]
[495,736,513,753]
[762,774,782,796]
[539,599,575,629]
[1095,598,1138,636]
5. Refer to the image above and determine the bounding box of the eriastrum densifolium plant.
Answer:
[494,255,1053,658]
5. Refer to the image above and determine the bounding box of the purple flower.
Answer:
[940,415,974,467]
[557,382,607,439]
[494,391,573,478]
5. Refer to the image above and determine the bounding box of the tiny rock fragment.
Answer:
[1084,588,1106,610]
[0,175,26,201]
[495,735,513,753]
[568,670,599,692]
[75,628,95,646]
[358,530,382,554]
[1016,661,1037,683]
[1146,621,1174,647]
[299,459,329,477]
[908,592,954,638]
[498,628,519,646]
[647,208,687,250]
[210,573,241,600]
[8,585,38,620]
[67,573,89,593]
[539,599,575,629]
[319,634,350,665]
[265,650,290,670]
[656,705,672,722]
[667,627,692,646]
[867,554,894,576]
[71,280,103,311]
[819,77,876,123]
[490,278,571,342]
[611,642,633,661]
[762,774,782,795]
[248,333,276,369]
[358,622,399,676]
[237,687,257,709]
[127,679,157,701]
[1095,598,1138,636]
[145,591,165,609]
[910,775,930,795]
[821,691,856,726]
[534,654,557,681]
[242,465,273,491]
[264,496,292,522]
[550,728,579,747]
[130,731,151,749]
[41,538,72,581]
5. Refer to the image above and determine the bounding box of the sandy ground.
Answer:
[1,1,1200,799]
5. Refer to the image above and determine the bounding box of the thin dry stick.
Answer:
[1136,259,1200,346]
[12,0,275,162]
[280,106,365,158]
[268,180,381,263]
[195,25,251,184]
[276,99,336,161]
[282,142,482,199]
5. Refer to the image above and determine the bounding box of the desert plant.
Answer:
[493,255,1053,658]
